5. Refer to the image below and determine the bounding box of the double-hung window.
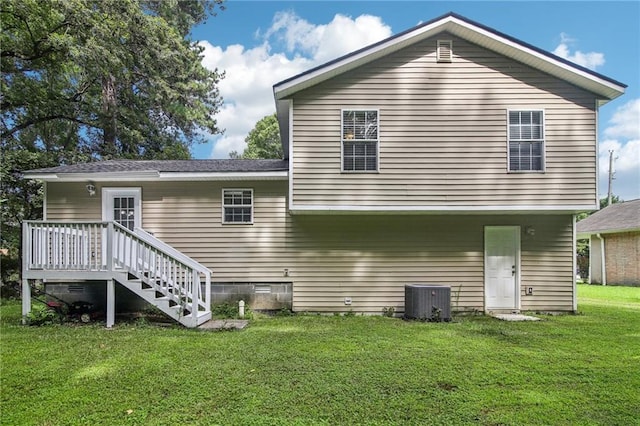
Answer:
[508,110,545,172]
[222,189,253,224]
[342,109,379,172]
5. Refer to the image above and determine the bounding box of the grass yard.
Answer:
[1,284,639,425]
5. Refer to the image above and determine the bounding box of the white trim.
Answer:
[288,99,294,213]
[594,99,600,207]
[42,181,47,221]
[101,187,142,229]
[24,171,287,182]
[288,203,598,214]
[598,233,607,285]
[572,214,578,312]
[577,227,640,239]
[588,235,593,285]
[274,15,624,102]
[221,188,254,225]
[450,17,624,97]
[506,109,545,173]
[484,226,521,311]
[340,108,380,173]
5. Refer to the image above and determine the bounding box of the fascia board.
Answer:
[289,204,599,215]
[23,171,288,182]
[577,227,640,239]
[22,171,160,181]
[447,18,625,102]
[274,15,625,103]
[274,18,452,99]
[157,171,288,181]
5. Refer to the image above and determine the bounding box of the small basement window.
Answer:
[437,40,453,63]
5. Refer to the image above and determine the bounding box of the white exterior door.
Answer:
[485,226,520,310]
[102,188,142,269]
[102,188,142,230]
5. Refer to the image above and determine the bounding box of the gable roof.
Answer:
[577,199,640,237]
[23,159,289,182]
[274,12,626,101]
[273,12,626,158]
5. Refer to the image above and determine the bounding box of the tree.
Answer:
[1,0,224,158]
[0,0,225,291]
[230,114,283,159]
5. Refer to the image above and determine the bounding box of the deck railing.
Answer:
[24,221,108,271]
[23,221,211,317]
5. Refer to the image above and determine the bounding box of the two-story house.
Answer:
[21,13,625,327]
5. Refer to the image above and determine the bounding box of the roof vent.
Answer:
[437,40,453,63]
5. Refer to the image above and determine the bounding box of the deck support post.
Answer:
[21,279,31,325]
[106,279,115,328]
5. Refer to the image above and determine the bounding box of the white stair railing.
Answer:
[23,221,211,323]
[111,222,211,316]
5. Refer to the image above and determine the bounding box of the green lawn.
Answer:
[1,284,639,425]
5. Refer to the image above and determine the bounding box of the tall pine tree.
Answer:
[0,0,225,288]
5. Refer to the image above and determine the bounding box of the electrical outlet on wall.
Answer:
[527,287,533,295]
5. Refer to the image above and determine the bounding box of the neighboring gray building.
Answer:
[577,199,640,286]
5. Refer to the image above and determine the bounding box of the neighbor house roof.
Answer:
[577,199,640,238]
[273,12,626,159]
[23,159,289,182]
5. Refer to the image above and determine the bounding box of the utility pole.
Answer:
[607,150,615,206]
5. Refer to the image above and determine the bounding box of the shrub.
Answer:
[26,304,59,326]
[382,306,396,317]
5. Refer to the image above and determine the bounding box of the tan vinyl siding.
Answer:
[290,33,598,208]
[289,214,575,313]
[47,182,102,220]
[519,215,575,310]
[46,181,291,283]
[45,183,574,312]
[142,181,290,282]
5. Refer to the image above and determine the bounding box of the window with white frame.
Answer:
[508,110,545,172]
[222,189,253,224]
[342,109,378,172]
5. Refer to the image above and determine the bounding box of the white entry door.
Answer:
[485,226,520,310]
[102,188,142,269]
[102,188,142,231]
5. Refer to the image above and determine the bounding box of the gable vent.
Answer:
[437,40,453,63]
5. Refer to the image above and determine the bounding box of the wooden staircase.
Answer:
[114,271,210,328]
[22,221,211,328]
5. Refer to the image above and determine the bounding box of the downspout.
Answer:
[596,233,606,285]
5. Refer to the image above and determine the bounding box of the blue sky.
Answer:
[191,1,639,200]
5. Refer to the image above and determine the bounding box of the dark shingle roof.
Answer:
[576,199,640,235]
[25,159,289,174]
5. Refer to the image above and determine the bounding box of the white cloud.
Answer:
[604,98,640,140]
[598,99,640,201]
[199,11,392,158]
[553,32,604,70]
